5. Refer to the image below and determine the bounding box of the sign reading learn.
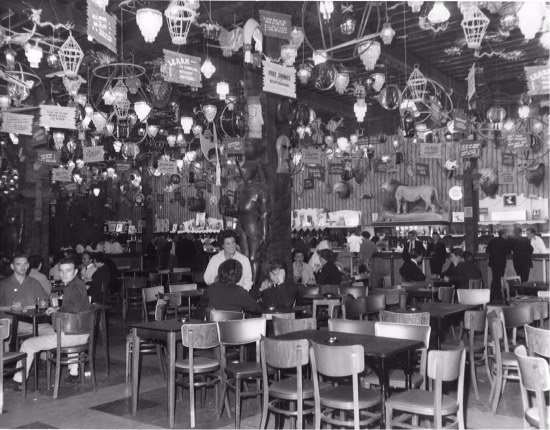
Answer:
[162,50,202,88]
[262,61,296,98]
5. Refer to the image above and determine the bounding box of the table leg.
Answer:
[371,356,389,428]
[33,318,38,392]
[187,297,191,319]
[167,332,176,429]
[405,350,413,389]
[437,318,443,350]
[9,318,18,352]
[131,329,140,416]
[100,308,110,375]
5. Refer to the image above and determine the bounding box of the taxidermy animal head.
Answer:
[526,163,545,187]
[478,167,499,198]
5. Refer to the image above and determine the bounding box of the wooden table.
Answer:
[6,309,51,391]
[274,329,422,427]
[511,281,549,296]
[129,319,183,429]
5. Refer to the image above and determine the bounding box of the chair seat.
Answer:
[2,351,26,364]
[442,338,485,353]
[321,385,380,410]
[386,390,459,416]
[175,357,220,373]
[364,369,424,389]
[501,351,519,367]
[225,361,262,378]
[49,344,88,355]
[269,377,318,399]
[525,406,550,428]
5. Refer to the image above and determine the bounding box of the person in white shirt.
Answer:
[79,252,96,282]
[308,237,331,273]
[346,229,363,254]
[528,228,548,254]
[204,230,253,291]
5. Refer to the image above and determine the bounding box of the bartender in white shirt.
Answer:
[528,228,549,254]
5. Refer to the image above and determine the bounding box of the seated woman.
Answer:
[315,249,343,285]
[444,248,483,289]
[292,249,316,285]
[259,262,301,308]
[200,259,260,313]
[399,249,426,282]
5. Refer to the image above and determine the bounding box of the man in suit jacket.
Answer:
[510,227,534,282]
[444,249,483,289]
[486,229,511,301]
[426,232,447,276]
[399,249,426,282]
[402,230,426,262]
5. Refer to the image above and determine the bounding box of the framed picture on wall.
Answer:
[503,194,517,207]
[195,212,206,229]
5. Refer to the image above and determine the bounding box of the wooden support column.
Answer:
[463,158,479,253]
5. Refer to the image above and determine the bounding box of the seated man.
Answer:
[13,258,91,386]
[257,262,300,308]
[28,255,52,295]
[444,248,483,289]
[88,252,111,304]
[399,249,426,282]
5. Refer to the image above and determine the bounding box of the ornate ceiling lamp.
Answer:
[380,21,395,45]
[357,41,380,71]
[408,1,424,13]
[281,44,298,66]
[406,65,427,102]
[216,81,229,100]
[58,34,84,77]
[201,58,216,78]
[370,73,385,92]
[427,2,450,24]
[297,63,312,84]
[203,104,217,123]
[24,42,42,68]
[354,98,367,122]
[461,4,490,49]
[288,26,304,48]
[334,68,350,95]
[517,1,545,40]
[180,116,193,133]
[319,1,334,21]
[164,0,197,45]
[134,101,151,122]
[136,8,163,43]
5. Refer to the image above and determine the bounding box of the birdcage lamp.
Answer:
[58,34,84,77]
[461,5,490,49]
[165,0,197,45]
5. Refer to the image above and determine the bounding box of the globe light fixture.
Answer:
[280,44,298,66]
[518,104,530,119]
[380,21,396,45]
[517,1,545,40]
[427,2,450,24]
[180,116,194,133]
[297,63,312,84]
[354,98,367,122]
[147,124,160,138]
[203,104,217,123]
[408,1,424,13]
[134,101,152,121]
[312,50,328,65]
[339,5,356,36]
[136,8,163,43]
[216,81,230,100]
[201,57,216,78]
[357,41,381,71]
[288,26,304,47]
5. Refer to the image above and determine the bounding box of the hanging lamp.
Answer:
[136,8,163,43]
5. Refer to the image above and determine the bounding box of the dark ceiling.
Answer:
[0,1,548,133]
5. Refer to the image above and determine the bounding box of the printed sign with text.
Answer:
[459,142,482,158]
[87,0,117,53]
[259,10,291,39]
[40,105,76,130]
[83,146,105,163]
[52,167,73,182]
[157,160,178,175]
[308,165,324,179]
[301,148,322,165]
[525,65,550,96]
[419,143,443,159]
[503,133,529,150]
[416,163,430,177]
[36,150,59,165]
[452,109,469,133]
[162,49,202,88]
[328,163,344,175]
[1,112,34,135]
[262,61,296,98]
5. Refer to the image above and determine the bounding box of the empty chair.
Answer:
[175,323,222,429]
[1,319,27,413]
[514,345,550,429]
[456,289,490,307]
[148,272,162,287]
[169,284,199,319]
[502,305,534,347]
[438,286,455,303]
[365,322,431,390]
[327,318,375,335]
[272,317,316,336]
[217,318,267,429]
[364,294,386,320]
[339,285,368,298]
[142,285,165,322]
[169,272,183,285]
[309,341,381,429]
[372,288,403,309]
[525,324,550,358]
[260,337,315,429]
[122,277,147,320]
[380,310,430,325]
[468,279,483,289]
[46,308,98,399]
[262,312,294,322]
[501,276,521,304]
[385,347,466,429]
[342,297,368,320]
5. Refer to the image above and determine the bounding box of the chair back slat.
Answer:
[375,322,431,349]
[209,309,244,322]
[273,317,316,335]
[169,283,198,293]
[525,324,550,358]
[155,299,169,321]
[123,277,147,289]
[310,341,364,376]
[364,294,386,314]
[456,289,490,306]
[0,318,10,341]
[339,286,368,298]
[53,308,97,335]
[464,309,487,332]
[217,318,266,345]
[515,345,550,392]
[143,285,165,303]
[181,323,219,349]
[427,348,464,381]
[468,279,483,289]
[344,297,367,319]
[501,276,521,302]
[438,286,455,303]
[262,337,309,368]
[380,310,430,325]
[328,318,375,335]
[372,288,401,306]
[503,305,534,329]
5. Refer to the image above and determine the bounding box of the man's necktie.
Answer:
[409,242,413,253]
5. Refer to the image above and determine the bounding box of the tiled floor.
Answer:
[1,306,527,429]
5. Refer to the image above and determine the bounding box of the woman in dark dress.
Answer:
[258,262,300,308]
[315,249,343,285]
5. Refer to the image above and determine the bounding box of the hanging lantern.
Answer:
[126,75,141,94]
[192,123,203,135]
[336,137,351,152]
[24,42,43,68]
[4,47,16,66]
[339,5,356,36]
[461,5,490,49]
[122,142,140,160]
[0,95,11,110]
[216,81,230,100]
[280,44,298,66]
[334,70,350,95]
[53,131,65,150]
[354,98,367,122]
[58,34,84,77]
[47,52,59,68]
[408,1,424,13]
[111,80,128,103]
[518,105,530,119]
[312,50,328,65]
[7,82,30,101]
[370,73,385,92]
[92,112,107,131]
[357,41,380,71]
[500,10,518,32]
[406,65,427,102]
[164,0,197,45]
[114,99,131,119]
[203,104,217,123]
[517,2,545,40]
[297,63,312,84]
[201,57,216,78]
[149,73,172,108]
[427,2,450,24]
[319,1,334,21]
[380,21,396,45]
[106,122,115,135]
[136,8,163,43]
[180,116,193,133]
[288,26,304,47]
[134,101,151,121]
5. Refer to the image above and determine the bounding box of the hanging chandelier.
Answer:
[380,21,396,45]
[354,98,367,122]
[136,8,163,43]
[370,73,385,92]
[24,42,42,68]
[427,2,450,24]
[357,41,380,71]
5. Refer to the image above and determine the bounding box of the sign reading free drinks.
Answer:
[262,61,296,98]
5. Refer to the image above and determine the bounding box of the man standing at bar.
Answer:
[402,230,425,262]
[528,228,548,254]
[486,228,511,302]
[426,232,447,277]
[510,227,533,282]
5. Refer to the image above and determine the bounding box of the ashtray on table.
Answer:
[323,293,335,298]
[325,336,339,344]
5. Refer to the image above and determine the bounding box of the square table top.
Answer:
[273,329,422,359]
[6,309,52,321]
[417,302,480,318]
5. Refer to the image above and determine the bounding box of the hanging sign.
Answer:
[525,65,550,96]
[416,163,430,177]
[83,146,105,162]
[262,61,296,98]
[503,133,529,150]
[51,167,73,182]
[157,160,178,175]
[161,49,202,88]
[502,151,515,167]
[259,10,291,39]
[116,161,132,171]
[87,0,117,54]
[419,143,443,159]
[39,105,76,130]
[459,142,482,158]
[499,172,514,184]
[328,163,344,174]
[303,178,314,190]
[301,148,322,165]
[308,165,324,179]
[223,137,245,155]
[452,109,469,133]
[36,150,59,165]
[373,159,389,173]
[0,112,33,135]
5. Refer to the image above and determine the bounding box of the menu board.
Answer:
[259,10,291,39]
[0,112,33,135]
[87,0,117,54]
[504,133,529,150]
[419,143,443,159]
[459,142,482,158]
[162,49,202,88]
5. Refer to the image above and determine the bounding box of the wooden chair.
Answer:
[342,297,368,320]
[365,322,431,391]
[168,271,183,285]
[148,272,162,288]
[385,347,466,429]
[456,289,490,307]
[380,310,430,325]
[327,318,375,335]
[260,337,315,429]
[364,294,386,320]
[372,288,403,309]
[0,319,27,413]
[468,279,483,289]
[169,283,199,319]
[502,305,534,348]
[209,309,244,322]
[122,276,147,320]
[514,345,550,429]
[217,318,267,429]
[438,286,455,303]
[501,276,520,304]
[525,324,550,358]
[272,317,316,336]
[309,341,381,429]
[175,323,222,429]
[339,285,368,298]
[141,285,165,322]
[46,308,98,399]
[262,312,294,321]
